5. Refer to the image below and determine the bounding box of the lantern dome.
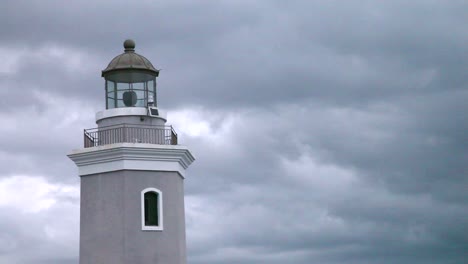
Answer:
[102,39,159,77]
[102,40,159,109]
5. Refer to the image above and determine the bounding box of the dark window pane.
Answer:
[144,198,149,223]
[144,192,159,226]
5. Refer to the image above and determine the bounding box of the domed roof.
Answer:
[102,39,159,77]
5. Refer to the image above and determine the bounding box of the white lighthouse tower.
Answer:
[68,40,195,264]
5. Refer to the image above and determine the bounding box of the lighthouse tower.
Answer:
[68,40,195,264]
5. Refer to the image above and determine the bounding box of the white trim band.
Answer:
[68,143,195,178]
[96,107,167,122]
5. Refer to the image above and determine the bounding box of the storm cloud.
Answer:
[0,0,467,263]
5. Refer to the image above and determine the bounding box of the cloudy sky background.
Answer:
[0,0,467,263]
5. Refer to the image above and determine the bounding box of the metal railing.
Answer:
[84,124,178,148]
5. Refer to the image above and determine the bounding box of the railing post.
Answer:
[123,124,127,143]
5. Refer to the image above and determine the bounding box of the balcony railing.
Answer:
[84,124,178,148]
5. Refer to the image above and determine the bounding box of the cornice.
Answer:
[68,143,195,177]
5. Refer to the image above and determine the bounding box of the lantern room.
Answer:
[102,39,159,109]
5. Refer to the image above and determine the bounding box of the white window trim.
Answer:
[141,187,163,231]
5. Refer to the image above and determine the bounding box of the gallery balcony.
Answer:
[83,124,178,148]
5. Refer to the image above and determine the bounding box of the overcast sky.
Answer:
[0,0,467,263]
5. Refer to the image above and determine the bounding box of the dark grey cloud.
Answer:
[179,100,467,264]
[0,0,466,264]
[2,0,465,110]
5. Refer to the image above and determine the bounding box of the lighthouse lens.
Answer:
[123,91,137,107]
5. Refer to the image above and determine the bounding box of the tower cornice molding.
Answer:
[68,143,195,178]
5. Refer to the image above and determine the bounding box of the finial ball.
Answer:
[123,39,136,51]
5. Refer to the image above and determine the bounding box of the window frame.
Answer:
[141,187,163,231]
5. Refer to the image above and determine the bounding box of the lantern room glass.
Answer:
[105,71,156,109]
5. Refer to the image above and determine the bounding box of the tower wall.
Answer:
[79,170,186,264]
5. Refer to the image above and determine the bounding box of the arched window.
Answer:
[141,188,163,231]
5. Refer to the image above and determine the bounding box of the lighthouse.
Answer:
[68,40,195,264]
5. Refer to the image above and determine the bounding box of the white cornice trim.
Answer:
[96,107,167,122]
[68,143,195,177]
